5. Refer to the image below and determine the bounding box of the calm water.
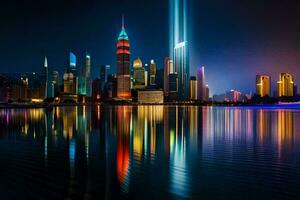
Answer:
[0,106,300,199]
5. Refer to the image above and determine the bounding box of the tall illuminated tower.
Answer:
[44,56,48,99]
[170,0,189,101]
[116,16,131,99]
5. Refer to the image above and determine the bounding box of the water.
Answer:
[0,106,300,199]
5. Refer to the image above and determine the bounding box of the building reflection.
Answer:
[0,105,298,198]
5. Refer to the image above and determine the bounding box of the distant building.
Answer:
[116,17,131,99]
[256,75,271,97]
[133,58,146,89]
[44,57,49,99]
[164,57,173,97]
[92,78,101,102]
[107,74,117,99]
[205,85,210,101]
[168,73,178,101]
[137,90,164,104]
[149,59,156,85]
[100,65,111,92]
[277,73,294,97]
[226,90,242,102]
[51,71,60,98]
[213,94,226,102]
[197,66,206,101]
[155,68,164,89]
[189,76,197,101]
[78,54,91,96]
[294,84,298,97]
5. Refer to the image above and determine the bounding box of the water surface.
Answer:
[0,106,300,199]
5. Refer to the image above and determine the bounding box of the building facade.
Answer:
[197,66,206,101]
[189,76,197,101]
[116,17,131,99]
[149,59,156,85]
[277,73,294,97]
[256,75,271,97]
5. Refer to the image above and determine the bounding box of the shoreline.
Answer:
[1,102,300,109]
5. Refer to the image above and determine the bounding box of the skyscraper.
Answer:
[171,0,189,101]
[197,66,206,102]
[150,59,156,85]
[84,54,91,96]
[277,73,294,97]
[44,57,48,99]
[256,75,271,97]
[51,71,59,98]
[164,57,174,97]
[133,58,146,89]
[189,76,197,101]
[116,16,131,99]
[100,65,111,91]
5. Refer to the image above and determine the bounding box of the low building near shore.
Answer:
[137,90,164,104]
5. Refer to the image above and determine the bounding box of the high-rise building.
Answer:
[92,78,101,102]
[84,54,91,96]
[256,75,271,97]
[133,58,146,89]
[164,57,174,97]
[171,0,189,101]
[51,71,59,98]
[189,76,197,101]
[197,66,206,101]
[168,73,178,101]
[44,57,48,99]
[150,59,156,85]
[100,65,111,91]
[277,73,294,97]
[116,17,131,99]
[205,85,210,101]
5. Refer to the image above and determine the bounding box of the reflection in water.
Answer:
[0,106,299,199]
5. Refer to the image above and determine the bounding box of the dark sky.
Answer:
[1,0,300,95]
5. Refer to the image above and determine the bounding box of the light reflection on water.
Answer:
[0,106,300,199]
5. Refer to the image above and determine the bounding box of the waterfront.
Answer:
[0,106,300,199]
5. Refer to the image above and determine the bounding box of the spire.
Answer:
[122,14,125,29]
[44,56,48,68]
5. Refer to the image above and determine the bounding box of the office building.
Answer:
[256,75,271,97]
[189,76,197,101]
[92,78,101,102]
[100,65,111,92]
[168,73,178,101]
[51,71,59,98]
[197,66,206,101]
[149,59,156,85]
[133,58,146,89]
[277,73,294,97]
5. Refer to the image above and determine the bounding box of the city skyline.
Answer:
[1,1,300,95]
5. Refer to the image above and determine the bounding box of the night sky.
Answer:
[1,0,300,95]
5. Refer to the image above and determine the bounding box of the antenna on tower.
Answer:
[122,14,125,29]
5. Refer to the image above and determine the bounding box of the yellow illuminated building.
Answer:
[256,75,271,97]
[189,76,197,101]
[277,73,294,97]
